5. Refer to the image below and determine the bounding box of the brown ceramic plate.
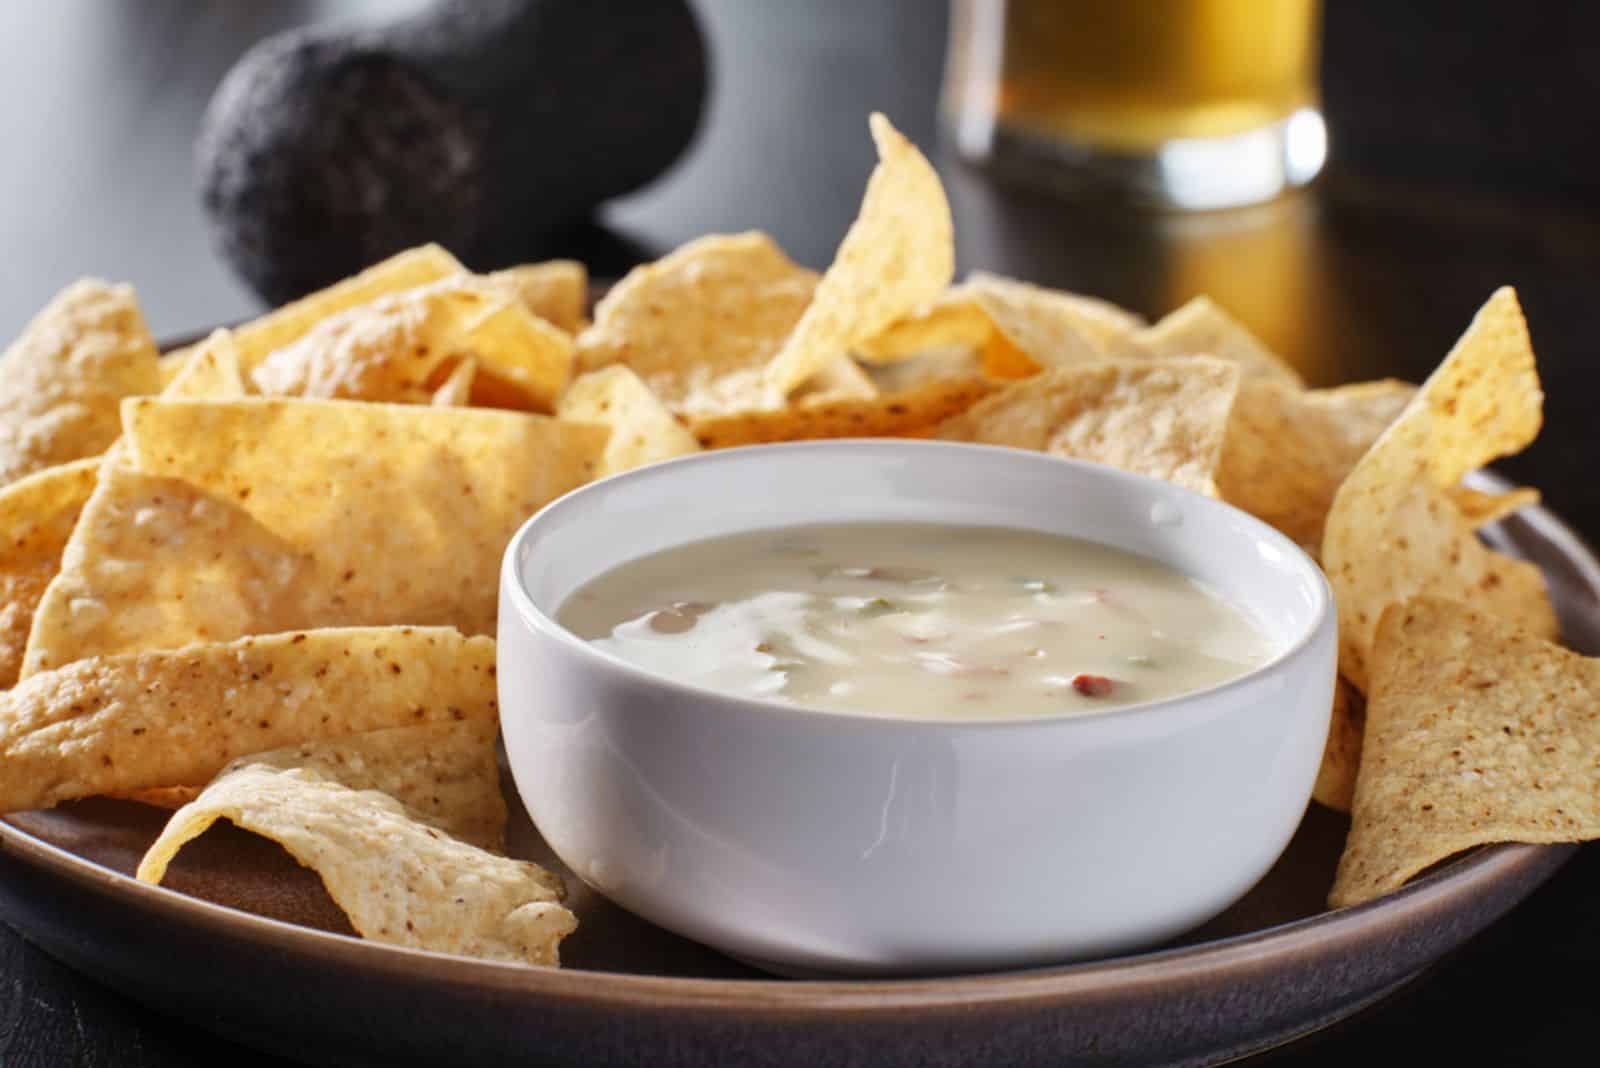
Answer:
[0,442,1587,1065]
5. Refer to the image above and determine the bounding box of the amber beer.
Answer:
[944,0,1325,207]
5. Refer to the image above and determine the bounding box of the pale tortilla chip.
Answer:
[1323,288,1555,691]
[0,459,99,688]
[574,232,818,418]
[0,280,161,487]
[251,278,572,412]
[23,400,604,673]
[161,329,248,399]
[430,358,477,407]
[1216,379,1416,553]
[164,244,465,375]
[557,367,697,476]
[765,114,954,394]
[1114,295,1303,387]
[487,260,587,334]
[936,358,1240,495]
[1448,485,1540,529]
[0,627,496,813]
[1312,676,1365,813]
[1329,597,1600,908]
[137,749,573,966]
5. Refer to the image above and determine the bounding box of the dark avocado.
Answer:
[197,0,708,305]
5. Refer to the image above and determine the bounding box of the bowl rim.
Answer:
[500,438,1335,731]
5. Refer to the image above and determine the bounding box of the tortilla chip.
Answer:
[164,245,465,376]
[1216,379,1416,553]
[1312,676,1365,813]
[251,278,572,412]
[487,260,587,334]
[1329,597,1600,907]
[936,358,1240,495]
[693,349,997,448]
[765,114,954,395]
[0,627,496,813]
[137,748,573,966]
[22,400,604,673]
[1448,485,1540,529]
[1323,288,1554,691]
[0,280,161,487]
[557,367,697,476]
[0,459,100,688]
[575,232,818,418]
[431,358,477,407]
[161,329,248,400]
[1115,295,1303,387]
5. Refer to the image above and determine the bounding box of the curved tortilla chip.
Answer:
[558,366,698,476]
[765,114,954,394]
[1330,598,1600,907]
[0,459,99,688]
[487,260,587,334]
[137,750,572,966]
[1114,295,1303,387]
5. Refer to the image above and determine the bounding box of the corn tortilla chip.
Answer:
[1323,288,1554,691]
[693,352,997,449]
[1312,676,1365,813]
[430,358,477,407]
[1115,295,1303,387]
[765,114,954,395]
[161,329,249,400]
[0,280,161,487]
[0,627,496,813]
[575,232,818,418]
[1216,379,1416,553]
[164,244,464,376]
[557,367,699,476]
[937,358,1240,495]
[23,400,604,673]
[0,459,99,688]
[251,278,572,411]
[1329,597,1600,907]
[1448,485,1540,529]
[138,752,573,966]
[487,260,587,334]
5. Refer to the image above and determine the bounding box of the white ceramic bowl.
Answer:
[498,441,1336,976]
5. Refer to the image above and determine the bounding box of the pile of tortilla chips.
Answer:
[0,113,1590,967]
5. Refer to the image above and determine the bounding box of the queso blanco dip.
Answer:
[558,523,1273,720]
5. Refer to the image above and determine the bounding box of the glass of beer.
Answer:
[943,0,1326,210]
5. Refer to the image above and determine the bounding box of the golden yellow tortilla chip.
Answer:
[430,358,477,407]
[1323,288,1554,691]
[165,244,465,375]
[0,459,100,688]
[1115,295,1304,387]
[161,329,249,399]
[693,348,997,449]
[23,399,604,673]
[137,745,573,966]
[1312,676,1365,813]
[557,367,698,476]
[0,280,161,487]
[0,627,497,813]
[765,114,954,394]
[1216,379,1416,553]
[251,278,572,412]
[1448,485,1540,529]
[487,260,587,334]
[1330,597,1600,908]
[936,358,1240,495]
[575,232,819,418]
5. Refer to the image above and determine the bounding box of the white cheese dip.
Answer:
[558,523,1274,719]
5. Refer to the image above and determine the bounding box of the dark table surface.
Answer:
[4,1,1600,1064]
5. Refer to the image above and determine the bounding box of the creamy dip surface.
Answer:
[558,523,1275,720]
